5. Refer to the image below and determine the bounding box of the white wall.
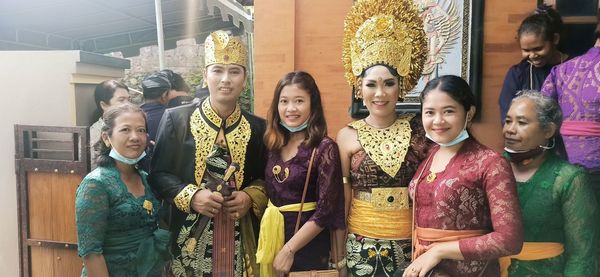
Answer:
[0,51,126,275]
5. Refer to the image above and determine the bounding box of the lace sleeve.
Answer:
[560,170,599,276]
[76,178,109,257]
[540,66,558,99]
[459,156,524,260]
[309,139,346,230]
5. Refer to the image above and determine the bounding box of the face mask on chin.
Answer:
[503,138,555,165]
[107,138,146,165]
[280,120,309,133]
[425,113,471,147]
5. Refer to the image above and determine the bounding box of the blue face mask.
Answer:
[280,120,309,133]
[426,114,471,147]
[109,147,146,165]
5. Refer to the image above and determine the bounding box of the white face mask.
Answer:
[107,138,146,165]
[279,119,309,133]
[425,113,471,147]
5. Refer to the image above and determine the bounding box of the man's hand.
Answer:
[191,189,224,217]
[223,191,252,220]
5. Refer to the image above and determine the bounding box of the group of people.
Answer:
[74,0,599,276]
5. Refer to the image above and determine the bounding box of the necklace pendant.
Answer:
[426,172,437,183]
[143,200,153,215]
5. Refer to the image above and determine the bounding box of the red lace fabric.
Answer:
[409,139,524,276]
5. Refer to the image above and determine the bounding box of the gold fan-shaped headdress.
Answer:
[342,0,427,99]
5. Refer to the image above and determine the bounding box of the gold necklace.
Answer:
[272,165,290,183]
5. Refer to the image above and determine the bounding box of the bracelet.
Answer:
[342,176,350,184]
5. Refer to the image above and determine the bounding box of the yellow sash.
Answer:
[256,200,317,277]
[499,242,565,277]
[347,198,412,239]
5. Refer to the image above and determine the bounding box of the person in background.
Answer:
[149,30,268,276]
[541,12,600,271]
[541,9,600,197]
[256,71,346,276]
[498,5,568,123]
[141,71,171,144]
[337,0,430,275]
[500,90,598,277]
[404,75,523,277]
[90,80,130,170]
[76,103,169,277]
[164,70,194,108]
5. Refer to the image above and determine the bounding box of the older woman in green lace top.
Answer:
[501,90,598,276]
[76,104,169,277]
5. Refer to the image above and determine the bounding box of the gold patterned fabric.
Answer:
[342,0,427,96]
[348,198,412,239]
[174,184,201,213]
[190,99,250,190]
[348,114,414,178]
[204,30,247,68]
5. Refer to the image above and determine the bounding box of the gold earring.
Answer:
[355,87,362,99]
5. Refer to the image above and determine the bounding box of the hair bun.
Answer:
[534,4,552,15]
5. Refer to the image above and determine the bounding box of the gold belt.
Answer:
[353,187,409,210]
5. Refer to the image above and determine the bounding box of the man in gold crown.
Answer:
[150,30,267,277]
[336,0,431,276]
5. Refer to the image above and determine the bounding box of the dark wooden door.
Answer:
[15,125,89,277]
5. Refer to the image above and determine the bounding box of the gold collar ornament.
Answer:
[342,0,427,99]
[349,114,414,177]
[204,30,247,68]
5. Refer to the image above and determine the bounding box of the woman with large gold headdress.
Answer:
[336,0,430,275]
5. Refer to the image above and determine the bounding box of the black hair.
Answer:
[360,64,401,79]
[420,75,477,117]
[517,5,563,43]
[167,70,191,93]
[93,80,129,117]
[94,103,147,167]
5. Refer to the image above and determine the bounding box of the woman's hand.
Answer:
[402,246,442,277]
[272,244,295,276]
[191,189,223,217]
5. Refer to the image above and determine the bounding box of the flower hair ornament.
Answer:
[342,0,427,100]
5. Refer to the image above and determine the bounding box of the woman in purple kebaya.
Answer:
[256,71,346,277]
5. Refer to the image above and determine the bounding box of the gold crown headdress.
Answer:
[204,30,248,68]
[342,0,427,99]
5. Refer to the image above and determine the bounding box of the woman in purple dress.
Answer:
[256,71,346,276]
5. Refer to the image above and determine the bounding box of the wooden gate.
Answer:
[15,125,89,277]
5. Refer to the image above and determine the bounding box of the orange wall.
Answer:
[254,0,536,152]
[254,0,353,137]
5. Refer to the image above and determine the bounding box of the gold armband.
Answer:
[174,184,201,213]
[342,176,350,184]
